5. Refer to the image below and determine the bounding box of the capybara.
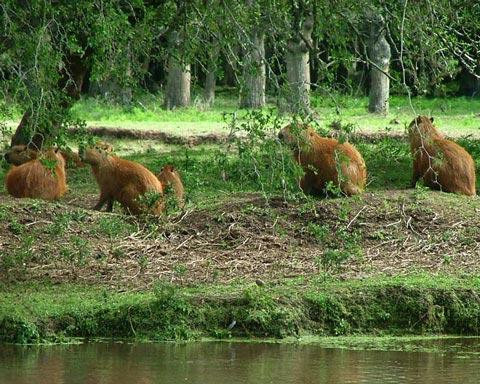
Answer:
[4,144,38,165]
[59,149,85,168]
[5,146,67,200]
[278,123,367,196]
[5,144,85,168]
[80,143,164,215]
[408,115,476,195]
[157,164,185,208]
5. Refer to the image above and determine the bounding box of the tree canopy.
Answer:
[1,0,479,146]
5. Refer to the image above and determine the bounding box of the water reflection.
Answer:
[1,340,480,384]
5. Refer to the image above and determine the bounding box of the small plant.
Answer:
[47,213,71,236]
[307,222,329,243]
[138,254,149,272]
[413,182,430,199]
[173,263,187,278]
[324,180,343,198]
[2,235,35,269]
[97,216,133,238]
[111,247,126,259]
[137,190,163,211]
[8,218,25,235]
[60,236,91,266]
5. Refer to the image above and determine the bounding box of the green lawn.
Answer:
[4,93,480,137]
[66,93,480,137]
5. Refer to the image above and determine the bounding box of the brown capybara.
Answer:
[157,164,185,208]
[278,124,367,196]
[5,146,67,201]
[59,149,85,168]
[4,144,38,166]
[80,143,164,215]
[408,115,476,196]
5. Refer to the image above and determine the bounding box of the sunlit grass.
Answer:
[67,91,480,137]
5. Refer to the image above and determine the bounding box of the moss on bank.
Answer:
[1,276,480,344]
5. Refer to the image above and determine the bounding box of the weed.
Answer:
[307,222,330,243]
[1,235,35,269]
[97,216,133,238]
[8,218,25,235]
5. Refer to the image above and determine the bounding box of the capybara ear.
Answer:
[430,116,434,123]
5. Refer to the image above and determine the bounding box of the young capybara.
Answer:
[408,115,476,195]
[157,164,185,208]
[5,146,67,200]
[80,142,164,215]
[278,123,367,196]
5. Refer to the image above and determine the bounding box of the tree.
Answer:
[1,0,156,148]
[367,13,390,114]
[285,2,313,115]
[164,30,191,109]
[239,1,266,108]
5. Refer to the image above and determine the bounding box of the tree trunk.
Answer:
[203,39,219,107]
[203,70,216,107]
[459,66,480,97]
[368,14,391,114]
[11,53,90,148]
[240,31,266,108]
[89,78,132,105]
[285,13,313,116]
[164,31,190,109]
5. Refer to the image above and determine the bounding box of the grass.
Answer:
[2,93,480,343]
[2,275,480,343]
[64,91,480,138]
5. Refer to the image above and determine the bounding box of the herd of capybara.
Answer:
[1,115,477,215]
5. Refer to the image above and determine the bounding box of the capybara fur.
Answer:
[4,145,39,165]
[5,146,67,201]
[5,144,85,168]
[157,164,185,208]
[278,124,367,196]
[80,143,164,215]
[408,115,476,196]
[59,149,85,168]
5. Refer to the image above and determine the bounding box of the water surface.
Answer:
[1,339,480,384]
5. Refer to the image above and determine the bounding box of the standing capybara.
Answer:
[80,143,164,215]
[4,146,67,200]
[408,115,476,195]
[278,123,367,196]
[157,164,185,208]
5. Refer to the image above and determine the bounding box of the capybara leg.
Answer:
[299,175,313,194]
[106,198,114,212]
[93,193,110,211]
[410,168,421,188]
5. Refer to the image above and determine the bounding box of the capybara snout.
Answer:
[4,145,39,166]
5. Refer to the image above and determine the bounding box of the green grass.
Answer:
[4,92,480,137]
[64,92,480,137]
[2,275,480,343]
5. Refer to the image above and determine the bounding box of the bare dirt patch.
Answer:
[0,190,479,289]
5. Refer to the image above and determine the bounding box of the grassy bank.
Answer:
[1,276,480,344]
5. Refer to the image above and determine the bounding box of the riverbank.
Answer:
[1,275,480,344]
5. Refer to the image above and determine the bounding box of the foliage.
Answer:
[2,276,480,343]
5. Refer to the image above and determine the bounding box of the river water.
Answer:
[1,339,480,384]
